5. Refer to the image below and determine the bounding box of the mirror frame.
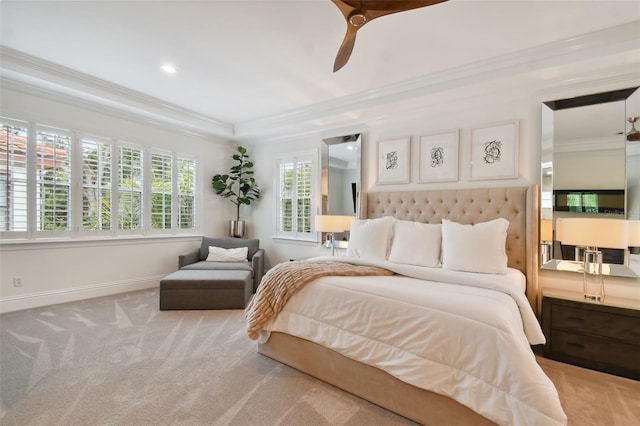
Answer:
[540,86,639,277]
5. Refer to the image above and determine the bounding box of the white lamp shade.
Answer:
[557,218,629,249]
[629,220,640,247]
[342,215,355,231]
[540,219,553,241]
[315,215,345,233]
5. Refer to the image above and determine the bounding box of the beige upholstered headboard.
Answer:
[365,186,540,313]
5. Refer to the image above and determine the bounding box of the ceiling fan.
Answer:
[330,0,449,72]
[628,117,640,142]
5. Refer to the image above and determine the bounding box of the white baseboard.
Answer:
[0,275,164,313]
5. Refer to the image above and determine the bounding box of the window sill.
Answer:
[0,234,203,251]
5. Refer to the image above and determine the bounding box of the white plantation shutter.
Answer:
[279,161,294,233]
[1,116,200,240]
[81,137,113,232]
[177,157,196,230]
[151,151,172,230]
[0,120,29,236]
[35,126,72,236]
[118,145,143,231]
[296,160,313,233]
[275,150,317,240]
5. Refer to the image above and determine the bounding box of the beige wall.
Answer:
[2,70,639,312]
[554,149,626,190]
[0,87,234,312]
[246,83,640,301]
[249,87,540,267]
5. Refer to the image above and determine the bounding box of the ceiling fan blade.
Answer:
[333,24,358,72]
[331,0,356,20]
[332,0,448,20]
[341,0,448,12]
[330,0,449,72]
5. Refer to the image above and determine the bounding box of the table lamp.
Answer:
[315,215,346,256]
[557,218,629,301]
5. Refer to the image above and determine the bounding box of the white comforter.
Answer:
[260,257,567,426]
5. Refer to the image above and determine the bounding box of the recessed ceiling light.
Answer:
[161,64,177,74]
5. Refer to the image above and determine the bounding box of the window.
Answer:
[118,145,143,231]
[35,127,72,234]
[274,150,317,240]
[554,189,624,214]
[177,157,196,230]
[151,151,172,230]
[0,120,29,235]
[81,136,113,231]
[0,116,199,240]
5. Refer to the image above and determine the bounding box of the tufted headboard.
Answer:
[365,186,540,312]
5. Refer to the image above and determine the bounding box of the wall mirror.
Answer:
[321,134,361,243]
[540,87,639,277]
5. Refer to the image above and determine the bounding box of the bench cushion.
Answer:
[180,261,254,278]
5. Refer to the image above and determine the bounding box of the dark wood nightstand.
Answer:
[542,289,640,380]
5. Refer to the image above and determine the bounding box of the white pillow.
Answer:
[206,246,248,262]
[388,220,441,268]
[441,218,509,274]
[346,216,394,261]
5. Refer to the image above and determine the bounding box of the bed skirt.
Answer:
[258,332,496,426]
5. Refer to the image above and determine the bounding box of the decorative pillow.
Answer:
[206,246,248,262]
[441,218,509,274]
[346,216,394,261]
[388,220,441,268]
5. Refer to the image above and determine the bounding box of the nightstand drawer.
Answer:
[551,304,640,344]
[549,330,640,376]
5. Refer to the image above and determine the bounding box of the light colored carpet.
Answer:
[1,288,639,425]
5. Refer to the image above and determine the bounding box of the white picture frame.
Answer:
[469,120,519,180]
[418,130,459,183]
[377,137,410,184]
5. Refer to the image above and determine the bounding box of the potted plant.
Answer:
[212,146,261,238]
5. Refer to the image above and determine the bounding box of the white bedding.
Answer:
[260,257,567,426]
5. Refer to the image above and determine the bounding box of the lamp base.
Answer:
[540,242,552,264]
[583,293,603,302]
[583,249,604,302]
[325,232,336,256]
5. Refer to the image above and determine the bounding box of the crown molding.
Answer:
[1,20,639,142]
[1,77,232,140]
[235,20,640,140]
[0,46,234,139]
[555,136,625,154]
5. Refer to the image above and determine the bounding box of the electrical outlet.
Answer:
[13,276,23,287]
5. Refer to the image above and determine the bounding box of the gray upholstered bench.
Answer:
[159,269,252,310]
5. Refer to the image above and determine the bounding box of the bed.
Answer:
[247,186,567,426]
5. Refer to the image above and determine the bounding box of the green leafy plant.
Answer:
[212,146,261,221]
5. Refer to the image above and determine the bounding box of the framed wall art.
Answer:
[377,137,410,184]
[469,120,519,180]
[418,130,459,183]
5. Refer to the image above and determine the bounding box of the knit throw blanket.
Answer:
[245,260,394,340]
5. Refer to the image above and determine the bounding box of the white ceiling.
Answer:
[1,0,640,141]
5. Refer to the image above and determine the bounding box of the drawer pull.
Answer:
[567,342,585,349]
[566,316,586,323]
